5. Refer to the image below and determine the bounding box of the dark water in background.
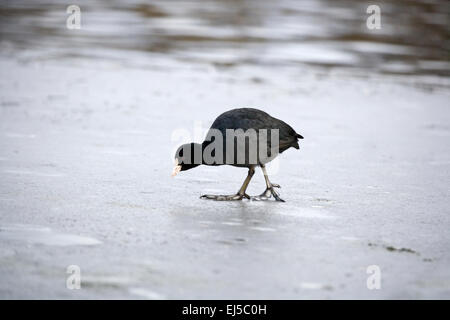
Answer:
[0,0,449,79]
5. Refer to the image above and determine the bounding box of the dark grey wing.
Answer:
[209,108,270,133]
[204,108,302,166]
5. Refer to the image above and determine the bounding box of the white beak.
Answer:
[171,159,182,177]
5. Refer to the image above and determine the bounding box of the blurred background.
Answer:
[1,0,449,80]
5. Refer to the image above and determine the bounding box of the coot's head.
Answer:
[172,143,202,177]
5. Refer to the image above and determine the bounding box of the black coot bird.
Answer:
[172,108,303,202]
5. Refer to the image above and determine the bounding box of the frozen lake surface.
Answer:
[1,56,449,299]
[0,0,449,299]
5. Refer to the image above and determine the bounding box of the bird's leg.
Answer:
[252,165,285,202]
[200,167,255,201]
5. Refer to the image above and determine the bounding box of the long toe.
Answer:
[270,188,285,202]
[200,194,215,200]
[200,194,246,201]
[272,194,285,202]
[242,193,251,199]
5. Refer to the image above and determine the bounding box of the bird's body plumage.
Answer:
[173,107,303,201]
[203,108,303,167]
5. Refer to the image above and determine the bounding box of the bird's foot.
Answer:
[251,184,285,202]
[200,192,250,201]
